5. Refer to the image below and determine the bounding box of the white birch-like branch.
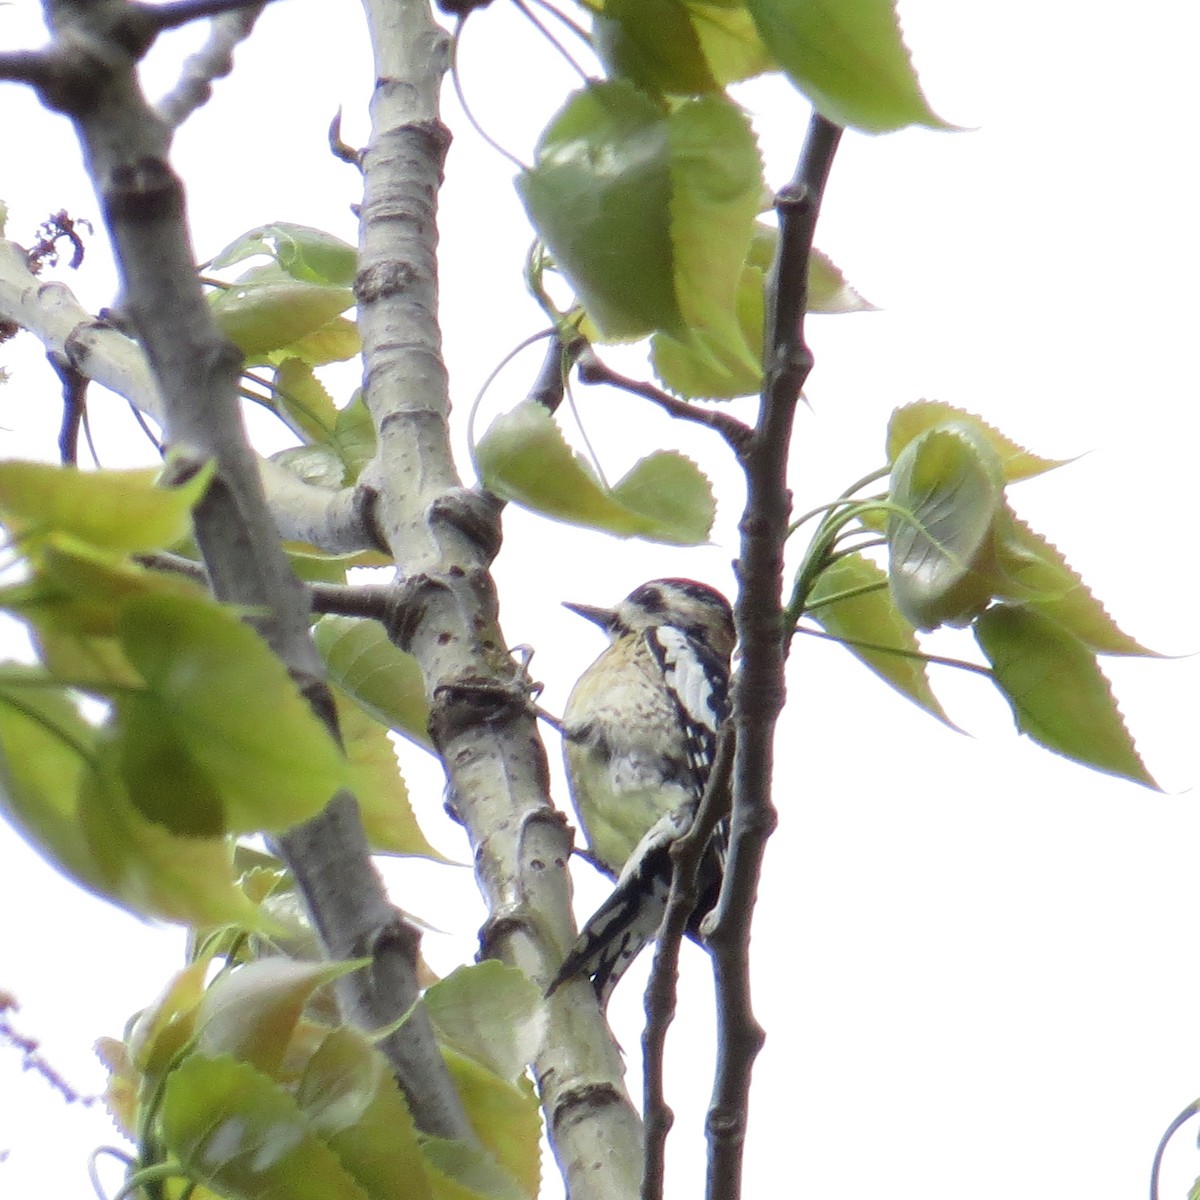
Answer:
[352,1,644,1195]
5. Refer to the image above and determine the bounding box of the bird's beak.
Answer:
[562,601,616,631]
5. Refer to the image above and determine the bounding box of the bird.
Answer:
[549,578,735,1004]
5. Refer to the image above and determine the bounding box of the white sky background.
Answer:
[1,1,1198,1197]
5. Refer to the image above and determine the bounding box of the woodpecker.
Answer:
[550,578,735,1003]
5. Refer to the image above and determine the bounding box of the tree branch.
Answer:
[352,0,642,1192]
[574,343,753,453]
[705,112,843,1200]
[29,0,472,1142]
[153,2,266,128]
[0,237,375,553]
[642,727,735,1200]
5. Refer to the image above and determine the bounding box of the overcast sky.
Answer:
[2,2,1198,1198]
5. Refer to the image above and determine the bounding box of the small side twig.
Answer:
[574,344,753,454]
[47,350,88,464]
[154,3,266,128]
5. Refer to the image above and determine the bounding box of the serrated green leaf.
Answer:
[805,552,951,724]
[162,1053,370,1200]
[887,401,1070,482]
[441,1048,540,1200]
[887,423,1004,630]
[476,400,714,543]
[808,246,875,313]
[0,667,99,883]
[273,358,339,443]
[211,223,357,286]
[517,81,679,340]
[745,0,947,133]
[196,958,363,1078]
[609,450,716,543]
[425,963,545,1084]
[128,959,211,1084]
[210,265,354,359]
[296,1027,433,1200]
[668,95,763,367]
[116,690,226,836]
[266,315,361,367]
[651,231,869,399]
[0,672,254,927]
[79,748,267,927]
[992,512,1155,656]
[116,593,348,833]
[313,616,433,750]
[331,393,377,483]
[594,0,720,95]
[0,461,210,554]
[332,688,444,858]
[688,2,776,84]
[974,604,1156,787]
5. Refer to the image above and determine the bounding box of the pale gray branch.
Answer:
[354,1,642,1195]
[154,3,266,128]
[0,238,373,552]
[31,0,470,1141]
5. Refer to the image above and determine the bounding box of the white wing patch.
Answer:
[646,625,727,789]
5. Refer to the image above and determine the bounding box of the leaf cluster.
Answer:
[98,956,543,1200]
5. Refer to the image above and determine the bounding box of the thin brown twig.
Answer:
[642,726,735,1200]
[574,344,753,454]
[705,111,843,1200]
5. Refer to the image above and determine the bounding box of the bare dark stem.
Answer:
[642,728,735,1200]
[574,344,753,452]
[705,111,842,1200]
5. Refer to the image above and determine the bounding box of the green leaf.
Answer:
[210,222,357,286]
[0,460,210,554]
[161,1053,371,1200]
[127,959,211,1084]
[992,512,1156,655]
[667,96,763,367]
[887,401,1071,482]
[974,605,1156,787]
[808,246,875,313]
[116,690,226,835]
[313,616,433,750]
[804,552,951,724]
[332,688,445,858]
[518,81,679,340]
[441,1048,541,1200]
[116,593,348,833]
[296,1027,433,1200]
[195,958,364,1078]
[0,667,100,885]
[650,234,870,399]
[210,265,355,359]
[476,400,715,544]
[745,0,946,132]
[273,358,339,443]
[267,315,361,367]
[594,0,721,95]
[331,393,377,483]
[425,962,545,1084]
[687,2,776,85]
[887,422,1004,630]
[78,748,267,927]
[594,0,774,93]
[609,449,717,543]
